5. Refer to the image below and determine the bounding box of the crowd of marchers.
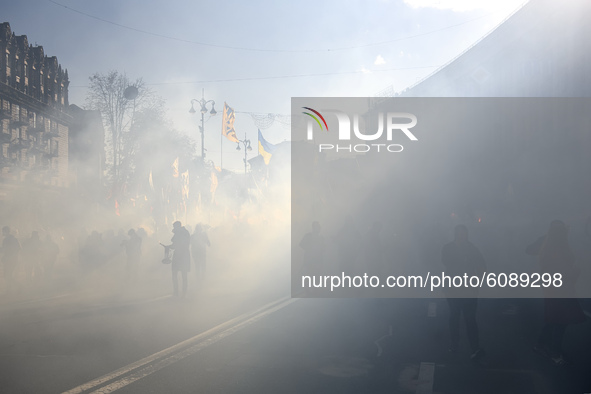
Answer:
[0,221,210,299]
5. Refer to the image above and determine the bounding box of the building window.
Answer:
[51,140,59,156]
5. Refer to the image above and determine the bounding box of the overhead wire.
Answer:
[68,65,438,88]
[47,0,494,53]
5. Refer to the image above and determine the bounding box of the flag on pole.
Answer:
[148,169,154,191]
[258,129,276,165]
[172,157,179,178]
[181,170,189,200]
[222,102,239,143]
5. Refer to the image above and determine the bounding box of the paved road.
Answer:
[108,298,589,394]
[1,285,590,394]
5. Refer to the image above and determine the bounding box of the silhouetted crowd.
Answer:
[299,217,590,367]
[1,221,211,298]
[1,226,60,293]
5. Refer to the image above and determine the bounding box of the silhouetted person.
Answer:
[365,221,385,276]
[83,231,105,270]
[191,224,210,282]
[336,215,361,273]
[137,227,148,242]
[43,234,59,279]
[1,226,21,294]
[77,228,88,264]
[534,220,585,366]
[22,231,43,282]
[526,234,547,257]
[441,224,486,362]
[167,221,191,298]
[300,221,325,275]
[122,229,142,283]
[104,229,121,263]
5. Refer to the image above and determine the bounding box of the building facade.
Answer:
[0,22,71,189]
[0,22,107,231]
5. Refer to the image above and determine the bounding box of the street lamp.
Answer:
[189,88,217,161]
[236,135,252,174]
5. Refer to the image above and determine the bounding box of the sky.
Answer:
[1,0,527,172]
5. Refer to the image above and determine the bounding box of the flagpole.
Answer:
[220,124,223,170]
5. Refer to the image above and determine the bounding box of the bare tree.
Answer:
[85,70,160,196]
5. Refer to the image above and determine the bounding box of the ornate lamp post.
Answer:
[189,88,217,161]
[236,135,252,174]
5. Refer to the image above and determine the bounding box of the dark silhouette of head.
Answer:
[173,221,182,231]
[548,220,568,238]
[2,226,10,236]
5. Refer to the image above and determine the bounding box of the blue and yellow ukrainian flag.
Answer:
[258,129,276,165]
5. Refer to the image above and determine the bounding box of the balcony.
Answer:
[0,109,11,120]
[8,139,32,152]
[0,155,13,169]
[43,130,60,140]
[0,133,11,144]
[28,124,46,134]
[42,151,58,164]
[28,145,47,156]
[10,118,29,128]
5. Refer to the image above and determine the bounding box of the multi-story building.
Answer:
[0,22,71,188]
[1,22,105,230]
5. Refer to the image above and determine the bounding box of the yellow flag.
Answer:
[181,170,189,200]
[222,102,239,143]
[258,129,276,165]
[172,157,179,178]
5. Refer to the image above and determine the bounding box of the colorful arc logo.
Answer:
[302,107,329,132]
